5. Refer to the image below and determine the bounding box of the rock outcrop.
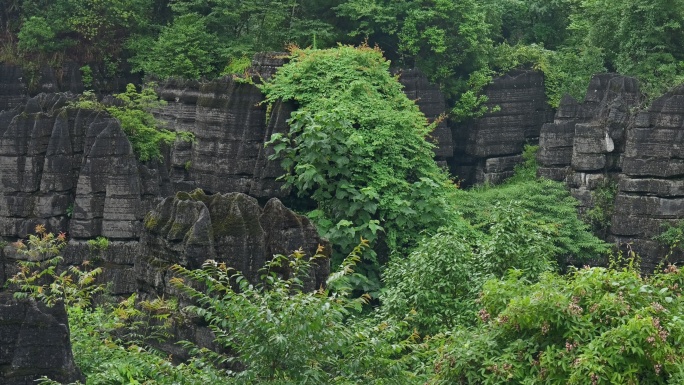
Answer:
[0,92,161,293]
[536,73,684,269]
[138,189,330,298]
[538,74,642,212]
[0,292,84,385]
[611,85,684,268]
[451,70,554,185]
[395,68,453,163]
[153,76,292,199]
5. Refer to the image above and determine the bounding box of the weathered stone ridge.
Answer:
[538,74,642,217]
[0,93,163,293]
[611,85,684,268]
[451,70,554,185]
[154,75,292,199]
[0,293,84,385]
[137,189,330,298]
[536,73,684,270]
[537,74,641,182]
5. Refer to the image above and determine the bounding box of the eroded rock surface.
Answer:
[451,70,554,185]
[0,292,84,385]
[538,74,642,214]
[396,68,453,162]
[138,189,330,298]
[153,75,291,198]
[612,85,684,268]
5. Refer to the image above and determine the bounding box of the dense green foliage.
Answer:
[5,2,684,383]
[263,46,457,274]
[14,226,684,384]
[432,262,684,384]
[4,0,684,109]
[72,84,193,162]
[381,146,607,334]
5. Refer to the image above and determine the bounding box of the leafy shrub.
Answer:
[50,305,229,385]
[585,179,618,237]
[263,45,457,269]
[72,84,194,162]
[6,225,104,308]
[381,151,607,333]
[430,262,684,384]
[128,14,221,80]
[654,220,684,259]
[455,179,608,263]
[170,244,365,382]
[169,241,432,384]
[381,202,562,334]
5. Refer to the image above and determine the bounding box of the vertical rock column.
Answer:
[0,293,85,385]
[612,85,684,269]
[452,70,553,186]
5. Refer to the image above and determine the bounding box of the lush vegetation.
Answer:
[11,222,684,384]
[4,1,684,383]
[262,45,457,286]
[4,0,684,109]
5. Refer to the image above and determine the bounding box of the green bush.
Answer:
[430,262,684,384]
[6,225,105,308]
[72,84,194,162]
[263,45,457,271]
[381,150,607,334]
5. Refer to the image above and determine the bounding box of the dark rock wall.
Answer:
[154,76,291,199]
[0,293,84,385]
[537,73,684,270]
[395,68,453,162]
[612,85,684,268]
[451,70,554,185]
[138,189,330,299]
[538,74,642,212]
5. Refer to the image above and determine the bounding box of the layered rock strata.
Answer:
[395,68,453,162]
[0,292,84,385]
[138,189,330,298]
[611,85,684,268]
[136,190,331,360]
[153,76,292,199]
[537,74,642,212]
[451,70,554,185]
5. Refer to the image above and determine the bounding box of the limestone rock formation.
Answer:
[153,75,292,199]
[612,85,684,268]
[451,70,554,185]
[538,74,642,214]
[0,92,159,294]
[0,292,84,385]
[138,189,330,298]
[396,68,453,162]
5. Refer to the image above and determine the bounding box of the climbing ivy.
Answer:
[262,45,457,270]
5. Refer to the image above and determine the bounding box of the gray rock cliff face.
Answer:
[538,74,642,214]
[451,70,554,185]
[395,68,453,162]
[138,189,330,299]
[0,92,161,294]
[537,73,684,269]
[612,85,684,268]
[0,292,84,385]
[153,76,291,198]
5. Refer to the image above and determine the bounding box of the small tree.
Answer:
[7,225,104,308]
